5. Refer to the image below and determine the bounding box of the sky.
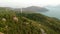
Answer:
[0,0,60,8]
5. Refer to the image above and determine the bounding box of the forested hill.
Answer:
[0,8,60,34]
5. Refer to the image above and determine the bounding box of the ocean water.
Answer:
[41,7,60,19]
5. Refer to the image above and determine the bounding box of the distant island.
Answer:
[13,6,48,13]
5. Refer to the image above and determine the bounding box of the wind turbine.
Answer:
[21,8,22,13]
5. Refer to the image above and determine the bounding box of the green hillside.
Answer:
[21,13,60,34]
[0,8,60,34]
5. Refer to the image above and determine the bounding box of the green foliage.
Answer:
[0,8,60,34]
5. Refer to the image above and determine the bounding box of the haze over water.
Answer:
[42,6,60,19]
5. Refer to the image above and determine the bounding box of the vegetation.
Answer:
[0,8,60,34]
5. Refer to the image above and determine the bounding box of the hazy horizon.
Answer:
[0,0,60,19]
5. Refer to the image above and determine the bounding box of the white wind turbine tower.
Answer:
[21,8,23,13]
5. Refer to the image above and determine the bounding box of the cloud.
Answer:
[0,0,60,8]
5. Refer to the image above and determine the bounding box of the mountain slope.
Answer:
[20,13,60,34]
[0,11,42,34]
[0,10,60,34]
